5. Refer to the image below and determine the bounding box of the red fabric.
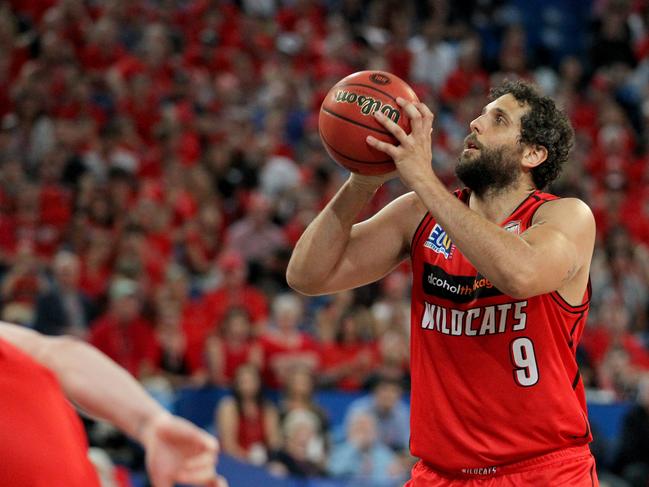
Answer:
[201,286,269,328]
[219,339,259,384]
[0,338,101,487]
[319,342,378,391]
[89,314,160,377]
[259,333,320,389]
[409,190,593,472]
[237,407,265,452]
[581,326,649,369]
[405,447,598,485]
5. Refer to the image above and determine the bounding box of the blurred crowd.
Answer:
[1,0,649,485]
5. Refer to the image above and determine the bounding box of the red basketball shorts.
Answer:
[405,445,599,486]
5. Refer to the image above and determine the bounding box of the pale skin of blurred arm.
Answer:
[0,322,225,487]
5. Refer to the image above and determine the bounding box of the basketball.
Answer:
[318,70,419,175]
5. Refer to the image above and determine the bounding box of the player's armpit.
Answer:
[517,198,595,300]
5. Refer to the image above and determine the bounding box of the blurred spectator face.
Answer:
[219,251,247,287]
[283,410,319,459]
[638,377,649,409]
[272,294,303,332]
[286,367,314,399]
[374,380,403,414]
[164,266,190,302]
[247,192,273,225]
[109,278,141,322]
[234,365,261,399]
[347,412,377,451]
[53,251,80,289]
[223,308,252,342]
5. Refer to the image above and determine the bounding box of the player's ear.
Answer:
[522,144,547,169]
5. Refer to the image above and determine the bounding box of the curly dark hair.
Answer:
[490,80,574,189]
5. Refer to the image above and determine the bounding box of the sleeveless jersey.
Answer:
[409,189,592,475]
[0,338,101,487]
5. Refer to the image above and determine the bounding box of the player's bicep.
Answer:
[317,193,423,294]
[519,199,595,294]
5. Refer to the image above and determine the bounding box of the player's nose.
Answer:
[469,116,483,135]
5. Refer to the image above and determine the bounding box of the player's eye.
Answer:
[495,115,505,124]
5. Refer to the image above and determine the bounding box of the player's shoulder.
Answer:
[533,196,594,224]
[531,196,596,241]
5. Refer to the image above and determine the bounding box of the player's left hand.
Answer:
[141,411,226,487]
[366,98,435,190]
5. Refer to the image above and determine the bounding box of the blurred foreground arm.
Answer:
[0,322,226,487]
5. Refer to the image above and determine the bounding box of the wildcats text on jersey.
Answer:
[420,300,528,337]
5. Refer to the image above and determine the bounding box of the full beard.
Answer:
[455,144,522,197]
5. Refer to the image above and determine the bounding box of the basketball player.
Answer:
[0,321,227,487]
[287,80,598,485]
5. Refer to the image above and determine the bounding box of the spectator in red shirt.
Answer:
[216,363,281,465]
[260,293,319,389]
[89,277,159,378]
[201,250,269,333]
[205,306,262,387]
[319,308,377,391]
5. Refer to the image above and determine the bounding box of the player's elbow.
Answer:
[501,272,537,300]
[286,268,325,296]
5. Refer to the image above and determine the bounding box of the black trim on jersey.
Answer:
[422,263,504,302]
[410,213,432,256]
[570,412,591,439]
[508,191,538,219]
[550,292,589,315]
[569,312,586,340]
[524,193,559,228]
[572,370,581,389]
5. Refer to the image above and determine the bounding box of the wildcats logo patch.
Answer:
[424,224,454,259]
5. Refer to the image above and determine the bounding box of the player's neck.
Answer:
[467,181,536,224]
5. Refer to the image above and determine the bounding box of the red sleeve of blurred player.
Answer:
[0,338,101,487]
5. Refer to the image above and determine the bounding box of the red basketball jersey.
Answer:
[409,189,592,475]
[0,338,101,487]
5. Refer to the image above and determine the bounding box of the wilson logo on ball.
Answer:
[369,73,390,85]
[333,90,401,123]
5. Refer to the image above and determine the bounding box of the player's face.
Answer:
[456,94,528,196]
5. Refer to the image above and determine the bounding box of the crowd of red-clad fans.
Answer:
[1,0,649,485]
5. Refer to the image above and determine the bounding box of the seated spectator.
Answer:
[328,410,406,487]
[34,250,96,337]
[319,308,377,391]
[344,375,410,454]
[260,293,320,389]
[613,375,649,487]
[88,277,159,378]
[201,250,269,333]
[216,364,281,466]
[278,366,329,453]
[268,409,327,478]
[205,307,262,387]
[226,192,287,265]
[366,329,411,389]
[0,240,45,325]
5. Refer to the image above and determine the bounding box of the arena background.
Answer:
[1,0,648,486]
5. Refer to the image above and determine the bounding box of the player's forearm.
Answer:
[287,176,379,294]
[43,336,167,444]
[412,178,537,297]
